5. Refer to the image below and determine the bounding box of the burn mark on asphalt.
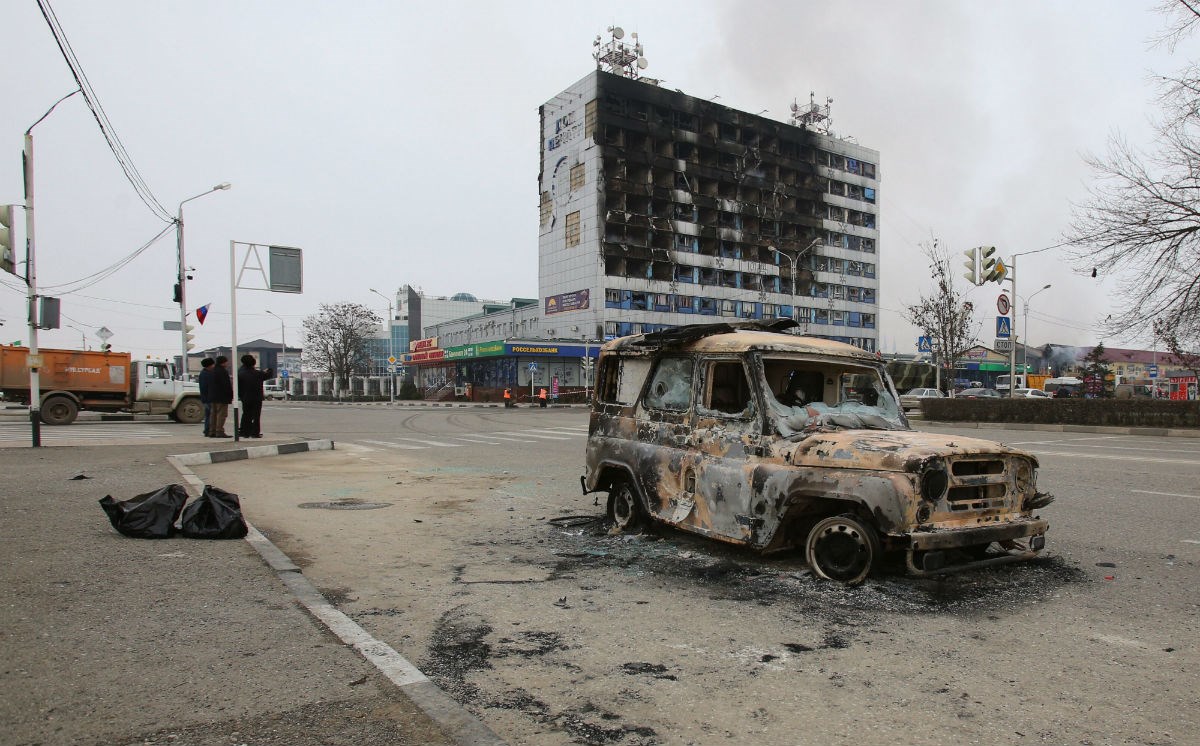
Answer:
[485,688,660,745]
[422,605,493,701]
[621,662,677,680]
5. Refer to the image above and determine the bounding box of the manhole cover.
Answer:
[298,499,392,510]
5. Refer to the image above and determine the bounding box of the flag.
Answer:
[196,304,210,325]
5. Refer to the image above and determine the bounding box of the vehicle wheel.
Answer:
[805,513,880,585]
[174,397,204,425]
[41,396,78,426]
[607,478,647,533]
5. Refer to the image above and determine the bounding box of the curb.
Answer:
[166,440,506,746]
[917,419,1200,438]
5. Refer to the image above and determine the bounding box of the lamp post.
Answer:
[1021,284,1051,376]
[67,324,87,350]
[265,309,287,399]
[369,288,395,404]
[176,182,231,379]
[767,238,821,324]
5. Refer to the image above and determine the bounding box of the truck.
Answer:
[0,345,203,425]
[995,373,1049,392]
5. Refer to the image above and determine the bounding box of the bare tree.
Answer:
[903,240,977,392]
[1067,1,1200,350]
[301,303,381,387]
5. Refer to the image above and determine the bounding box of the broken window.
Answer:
[698,298,718,315]
[674,264,696,283]
[597,356,652,405]
[861,313,876,328]
[630,292,649,310]
[540,191,551,226]
[570,163,585,191]
[566,211,581,247]
[700,360,753,416]
[644,357,694,411]
[832,310,845,325]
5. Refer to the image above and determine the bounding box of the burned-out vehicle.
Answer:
[581,321,1052,585]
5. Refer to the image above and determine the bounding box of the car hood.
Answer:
[780,429,1034,472]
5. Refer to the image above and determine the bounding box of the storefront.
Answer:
[401,338,598,401]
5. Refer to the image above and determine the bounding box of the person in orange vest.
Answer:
[538,387,548,408]
[503,387,513,408]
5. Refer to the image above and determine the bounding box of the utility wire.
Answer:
[37,224,175,294]
[36,0,173,224]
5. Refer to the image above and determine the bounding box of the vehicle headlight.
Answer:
[921,462,948,502]
[1015,459,1033,494]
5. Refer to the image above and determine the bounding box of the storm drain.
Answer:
[298,499,392,510]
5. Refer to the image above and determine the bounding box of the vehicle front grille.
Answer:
[945,458,1010,511]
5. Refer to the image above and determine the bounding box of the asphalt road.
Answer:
[180,403,1200,746]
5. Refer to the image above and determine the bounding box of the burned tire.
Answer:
[41,396,78,426]
[805,513,880,586]
[607,477,647,533]
[174,397,204,425]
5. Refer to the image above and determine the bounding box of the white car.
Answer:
[1012,388,1050,399]
[899,387,945,411]
[263,383,287,400]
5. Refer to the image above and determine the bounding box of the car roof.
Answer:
[603,321,878,361]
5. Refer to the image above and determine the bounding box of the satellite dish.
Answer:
[637,57,648,69]
[613,26,624,39]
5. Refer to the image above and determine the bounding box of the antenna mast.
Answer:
[593,26,649,80]
[791,92,833,135]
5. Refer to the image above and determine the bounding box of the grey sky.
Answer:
[0,1,1180,358]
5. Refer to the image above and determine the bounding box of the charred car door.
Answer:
[635,355,696,522]
[681,356,764,544]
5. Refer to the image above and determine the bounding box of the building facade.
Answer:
[537,70,880,351]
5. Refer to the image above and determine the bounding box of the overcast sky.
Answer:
[0,1,1184,358]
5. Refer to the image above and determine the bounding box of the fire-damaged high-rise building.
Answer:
[538,42,880,351]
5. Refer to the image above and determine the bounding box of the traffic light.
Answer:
[0,205,15,275]
[184,324,195,351]
[173,283,182,303]
[101,343,111,352]
[962,247,978,285]
[980,246,999,283]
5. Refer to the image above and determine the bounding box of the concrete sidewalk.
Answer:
[0,442,465,745]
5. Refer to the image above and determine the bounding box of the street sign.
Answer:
[96,326,113,341]
[995,339,1013,352]
[992,259,1008,283]
[280,369,289,378]
[387,355,396,364]
[387,364,397,373]
[917,336,932,353]
[162,320,182,331]
[1148,364,1159,379]
[528,362,538,372]
[995,316,1012,338]
[996,294,1010,316]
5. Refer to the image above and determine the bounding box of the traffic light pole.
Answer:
[24,132,41,447]
[176,184,231,380]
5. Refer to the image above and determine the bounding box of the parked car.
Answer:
[899,387,945,411]
[582,321,1053,585]
[958,388,1002,398]
[1013,388,1050,399]
[263,383,287,400]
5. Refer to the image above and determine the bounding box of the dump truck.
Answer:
[0,345,203,425]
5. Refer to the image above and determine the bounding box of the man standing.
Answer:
[208,356,233,437]
[237,354,274,439]
[197,357,215,436]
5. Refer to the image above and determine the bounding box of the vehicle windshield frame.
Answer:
[755,352,908,438]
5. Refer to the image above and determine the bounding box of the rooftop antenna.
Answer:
[594,26,649,81]
[790,92,833,135]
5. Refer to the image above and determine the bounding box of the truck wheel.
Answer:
[607,477,647,533]
[41,396,78,426]
[174,397,204,425]
[805,513,880,586]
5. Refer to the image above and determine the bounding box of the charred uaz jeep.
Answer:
[581,321,1052,585]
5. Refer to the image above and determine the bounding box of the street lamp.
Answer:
[1021,284,1052,376]
[265,309,287,399]
[67,324,87,350]
[176,182,231,379]
[767,238,821,322]
[369,288,395,404]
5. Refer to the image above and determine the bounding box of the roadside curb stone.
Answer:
[168,441,508,746]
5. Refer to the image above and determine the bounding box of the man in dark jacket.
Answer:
[208,356,234,437]
[237,354,274,438]
[197,357,215,436]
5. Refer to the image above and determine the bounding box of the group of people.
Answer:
[502,387,549,408]
[197,354,274,438]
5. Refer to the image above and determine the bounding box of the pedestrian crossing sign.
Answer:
[996,316,1012,338]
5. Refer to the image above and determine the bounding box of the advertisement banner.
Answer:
[544,289,590,315]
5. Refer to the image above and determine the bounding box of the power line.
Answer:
[36,0,173,224]
[37,224,175,294]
